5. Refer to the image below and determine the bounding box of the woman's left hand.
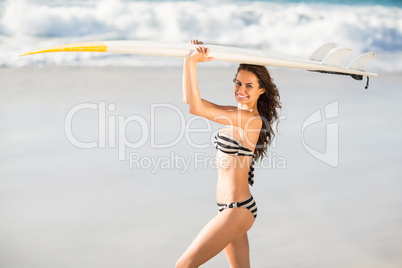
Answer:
[190,46,214,63]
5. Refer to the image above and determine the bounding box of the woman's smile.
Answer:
[236,93,249,100]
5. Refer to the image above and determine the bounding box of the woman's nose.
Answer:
[238,86,246,93]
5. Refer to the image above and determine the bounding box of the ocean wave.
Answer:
[1,0,401,72]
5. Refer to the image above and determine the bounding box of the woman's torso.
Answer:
[215,125,258,203]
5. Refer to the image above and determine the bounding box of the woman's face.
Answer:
[234,70,264,105]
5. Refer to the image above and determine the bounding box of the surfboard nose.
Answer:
[19,41,108,57]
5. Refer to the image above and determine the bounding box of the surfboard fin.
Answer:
[309,43,338,61]
[321,48,352,66]
[309,44,376,88]
[347,52,378,71]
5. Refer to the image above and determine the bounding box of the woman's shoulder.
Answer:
[245,114,263,129]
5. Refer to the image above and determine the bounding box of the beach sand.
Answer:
[1,66,401,267]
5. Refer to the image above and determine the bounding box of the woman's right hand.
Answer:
[190,39,203,45]
[189,40,213,63]
[190,45,214,63]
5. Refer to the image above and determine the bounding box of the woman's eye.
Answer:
[246,85,252,88]
[236,82,241,86]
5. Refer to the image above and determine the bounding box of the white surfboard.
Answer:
[19,40,378,79]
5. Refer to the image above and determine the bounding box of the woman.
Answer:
[177,40,281,268]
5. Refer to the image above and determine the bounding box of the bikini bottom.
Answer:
[217,195,257,220]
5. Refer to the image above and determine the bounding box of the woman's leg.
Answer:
[224,232,251,268]
[176,208,254,268]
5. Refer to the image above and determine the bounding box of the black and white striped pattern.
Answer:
[214,132,257,186]
[217,195,258,219]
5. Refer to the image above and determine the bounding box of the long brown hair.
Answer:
[235,64,282,161]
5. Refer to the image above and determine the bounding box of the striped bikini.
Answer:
[214,129,256,186]
[214,127,258,219]
[217,195,258,220]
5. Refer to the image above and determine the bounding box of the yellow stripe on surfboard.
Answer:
[19,41,107,56]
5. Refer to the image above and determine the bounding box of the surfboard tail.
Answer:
[309,70,373,89]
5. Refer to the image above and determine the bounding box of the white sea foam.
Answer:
[1,0,401,72]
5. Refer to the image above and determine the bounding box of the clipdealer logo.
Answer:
[64,101,193,161]
[301,100,339,167]
[63,100,339,170]
[63,101,287,171]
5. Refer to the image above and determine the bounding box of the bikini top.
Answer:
[213,126,257,186]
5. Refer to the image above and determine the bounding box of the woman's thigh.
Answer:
[176,208,254,268]
[224,232,250,268]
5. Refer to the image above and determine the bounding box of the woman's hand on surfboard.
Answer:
[190,46,214,63]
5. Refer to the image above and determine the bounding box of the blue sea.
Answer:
[0,0,401,71]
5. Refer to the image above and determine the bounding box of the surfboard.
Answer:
[19,40,378,79]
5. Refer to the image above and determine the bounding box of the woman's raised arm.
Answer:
[182,56,190,104]
[182,40,204,104]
